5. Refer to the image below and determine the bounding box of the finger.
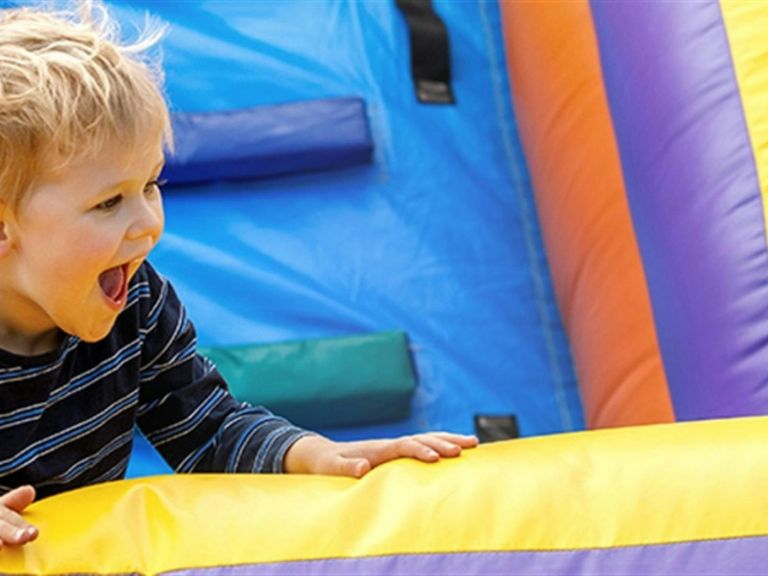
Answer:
[346,438,435,468]
[0,486,39,546]
[0,507,38,544]
[412,436,465,458]
[0,520,38,546]
[0,506,30,531]
[423,433,479,448]
[0,485,36,512]
[332,456,372,479]
[392,438,441,463]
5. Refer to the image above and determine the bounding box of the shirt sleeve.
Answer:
[134,263,314,474]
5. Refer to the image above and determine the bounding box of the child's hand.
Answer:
[284,433,479,478]
[0,486,38,549]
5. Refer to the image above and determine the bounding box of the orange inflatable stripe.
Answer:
[500,2,673,427]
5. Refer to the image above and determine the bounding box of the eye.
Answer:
[144,178,167,195]
[96,194,123,211]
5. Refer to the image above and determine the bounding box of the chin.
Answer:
[78,333,110,343]
[75,321,117,343]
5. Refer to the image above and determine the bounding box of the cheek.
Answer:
[36,226,122,285]
[154,202,165,240]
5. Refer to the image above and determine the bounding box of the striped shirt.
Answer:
[0,262,312,499]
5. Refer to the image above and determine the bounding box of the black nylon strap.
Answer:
[474,414,520,443]
[396,0,455,104]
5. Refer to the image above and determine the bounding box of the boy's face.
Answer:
[1,137,165,345]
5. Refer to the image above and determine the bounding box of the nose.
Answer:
[126,195,164,242]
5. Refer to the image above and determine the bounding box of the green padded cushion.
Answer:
[199,331,416,428]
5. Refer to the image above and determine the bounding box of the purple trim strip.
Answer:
[589,2,768,418]
[164,536,768,576]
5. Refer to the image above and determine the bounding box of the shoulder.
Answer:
[131,260,177,308]
[130,260,193,338]
[132,260,166,293]
[127,260,181,330]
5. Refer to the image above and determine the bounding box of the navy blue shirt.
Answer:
[0,262,310,499]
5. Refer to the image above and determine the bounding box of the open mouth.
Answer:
[98,263,129,308]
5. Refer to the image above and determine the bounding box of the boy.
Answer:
[0,1,477,549]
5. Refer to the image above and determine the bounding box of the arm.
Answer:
[136,264,477,477]
[135,265,310,474]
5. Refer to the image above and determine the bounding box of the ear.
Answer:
[0,201,13,259]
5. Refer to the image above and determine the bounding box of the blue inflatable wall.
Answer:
[5,0,585,474]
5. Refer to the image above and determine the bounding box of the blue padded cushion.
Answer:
[162,97,373,186]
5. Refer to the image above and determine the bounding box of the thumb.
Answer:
[0,485,36,512]
[335,457,372,479]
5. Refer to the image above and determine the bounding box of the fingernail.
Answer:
[16,527,35,541]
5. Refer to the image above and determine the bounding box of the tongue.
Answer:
[99,266,125,300]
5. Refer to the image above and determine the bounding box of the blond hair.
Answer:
[0,0,173,207]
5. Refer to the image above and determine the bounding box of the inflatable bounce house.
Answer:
[2,0,768,573]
